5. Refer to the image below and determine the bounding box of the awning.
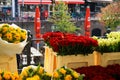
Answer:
[18,0,84,5]
[56,0,85,4]
[90,0,113,2]
[18,0,52,5]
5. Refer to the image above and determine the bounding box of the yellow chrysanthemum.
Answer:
[26,77,33,80]
[53,72,59,78]
[33,75,40,80]
[45,73,52,77]
[3,71,12,80]
[11,73,20,80]
[9,26,14,31]
[72,71,79,78]
[64,75,72,80]
[16,28,21,33]
[20,69,28,77]
[5,32,13,41]
[2,26,9,33]
[11,30,17,34]
[20,32,27,40]
[59,68,66,74]
[13,33,21,41]
[0,24,27,43]
[39,67,44,74]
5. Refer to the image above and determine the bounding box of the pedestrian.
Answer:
[43,10,48,20]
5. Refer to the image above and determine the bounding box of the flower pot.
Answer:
[44,46,95,73]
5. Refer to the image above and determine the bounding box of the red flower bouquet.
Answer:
[42,32,98,55]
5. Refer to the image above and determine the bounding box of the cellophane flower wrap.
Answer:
[52,66,85,80]
[20,65,52,80]
[42,32,98,55]
[0,23,28,56]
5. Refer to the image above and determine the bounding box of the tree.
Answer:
[97,1,120,30]
[50,1,77,33]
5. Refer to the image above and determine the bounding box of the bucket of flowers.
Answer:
[0,23,28,56]
[0,70,20,80]
[52,66,85,80]
[20,65,52,80]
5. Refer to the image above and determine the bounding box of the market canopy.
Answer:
[55,0,85,4]
[18,0,85,4]
[90,0,113,2]
[18,0,52,4]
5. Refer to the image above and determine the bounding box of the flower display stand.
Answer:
[93,51,101,65]
[0,54,18,72]
[93,51,120,66]
[44,47,96,73]
[101,52,120,66]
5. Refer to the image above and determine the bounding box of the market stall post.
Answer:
[26,30,32,65]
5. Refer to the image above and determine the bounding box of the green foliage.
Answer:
[97,1,120,30]
[50,1,77,33]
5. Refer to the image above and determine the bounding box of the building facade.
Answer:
[0,0,114,37]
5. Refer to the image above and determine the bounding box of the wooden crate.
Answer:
[101,52,120,66]
[44,47,96,73]
[93,51,120,66]
[0,54,18,72]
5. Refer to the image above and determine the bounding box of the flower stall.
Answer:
[42,32,98,73]
[0,23,28,72]
[93,32,120,66]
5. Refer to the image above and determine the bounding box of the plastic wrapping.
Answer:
[0,24,28,56]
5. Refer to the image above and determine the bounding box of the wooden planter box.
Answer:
[0,54,18,72]
[44,47,96,73]
[93,51,120,66]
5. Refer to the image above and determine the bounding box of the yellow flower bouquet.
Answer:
[20,65,52,80]
[52,66,84,80]
[0,70,20,80]
[0,23,27,56]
